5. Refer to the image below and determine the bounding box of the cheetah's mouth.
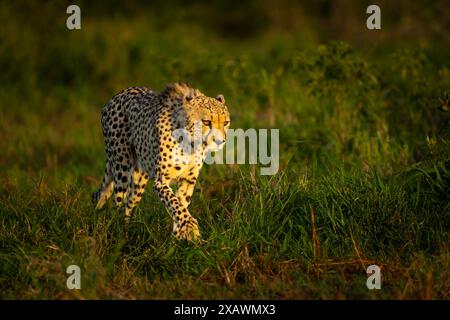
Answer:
[204,140,226,153]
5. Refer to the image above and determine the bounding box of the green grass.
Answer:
[0,1,449,299]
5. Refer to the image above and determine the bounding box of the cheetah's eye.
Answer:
[202,120,211,126]
[223,121,229,126]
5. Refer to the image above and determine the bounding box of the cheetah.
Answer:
[92,83,230,241]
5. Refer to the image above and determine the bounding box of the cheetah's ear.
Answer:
[215,94,225,104]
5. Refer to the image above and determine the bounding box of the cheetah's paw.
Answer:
[174,216,200,241]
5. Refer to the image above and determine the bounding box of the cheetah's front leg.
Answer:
[153,179,200,241]
[176,175,199,208]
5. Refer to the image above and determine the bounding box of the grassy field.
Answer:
[1,1,449,299]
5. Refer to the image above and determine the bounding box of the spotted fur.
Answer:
[92,83,230,240]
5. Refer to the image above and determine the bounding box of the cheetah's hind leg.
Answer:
[124,166,149,223]
[92,163,114,210]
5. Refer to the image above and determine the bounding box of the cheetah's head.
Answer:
[181,94,230,153]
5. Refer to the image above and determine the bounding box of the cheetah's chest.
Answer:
[165,141,204,181]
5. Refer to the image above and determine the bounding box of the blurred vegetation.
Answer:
[0,1,449,299]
